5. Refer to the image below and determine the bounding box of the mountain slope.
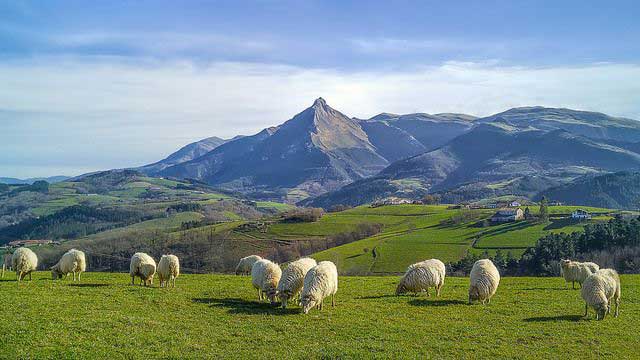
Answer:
[0,176,70,185]
[305,120,640,208]
[138,136,228,174]
[538,171,640,209]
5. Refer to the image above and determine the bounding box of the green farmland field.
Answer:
[0,272,637,359]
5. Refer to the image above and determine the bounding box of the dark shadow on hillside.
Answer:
[68,283,110,288]
[543,218,580,230]
[346,254,364,259]
[523,315,583,322]
[408,299,467,307]
[356,294,397,299]
[192,297,300,315]
[469,220,537,240]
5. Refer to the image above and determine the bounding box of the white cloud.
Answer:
[1,56,639,177]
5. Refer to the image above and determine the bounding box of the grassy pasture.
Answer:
[0,273,637,359]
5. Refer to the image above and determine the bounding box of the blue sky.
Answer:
[1,0,640,177]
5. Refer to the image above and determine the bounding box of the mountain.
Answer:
[155,98,477,201]
[477,106,640,142]
[0,176,70,185]
[304,115,640,208]
[537,171,640,209]
[138,136,228,174]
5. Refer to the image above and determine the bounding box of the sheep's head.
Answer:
[593,302,609,320]
[395,282,407,296]
[265,287,279,305]
[560,259,572,268]
[279,290,293,308]
[468,286,479,304]
[50,266,62,280]
[301,295,317,314]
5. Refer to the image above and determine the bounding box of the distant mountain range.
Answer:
[0,176,70,185]
[134,98,640,207]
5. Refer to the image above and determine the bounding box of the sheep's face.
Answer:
[594,303,609,320]
[395,283,407,296]
[301,295,317,314]
[279,290,292,308]
[560,259,571,268]
[265,288,279,305]
[468,286,479,303]
[50,268,62,280]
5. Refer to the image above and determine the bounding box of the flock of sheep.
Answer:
[1,246,622,319]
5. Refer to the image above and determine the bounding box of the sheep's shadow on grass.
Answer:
[356,294,398,299]
[68,283,110,288]
[520,287,573,291]
[192,297,300,315]
[408,299,467,307]
[523,315,584,322]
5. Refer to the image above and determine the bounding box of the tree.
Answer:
[524,207,532,220]
[422,194,441,205]
[539,196,549,223]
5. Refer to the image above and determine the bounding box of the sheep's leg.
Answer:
[78,272,81,281]
[572,281,575,289]
[436,284,441,297]
[332,294,336,307]
[16,271,21,282]
[29,272,32,281]
[131,276,135,285]
[425,288,430,297]
[73,272,76,281]
[2,264,5,278]
[584,303,588,317]
[615,298,620,317]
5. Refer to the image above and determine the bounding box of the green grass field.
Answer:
[0,272,636,359]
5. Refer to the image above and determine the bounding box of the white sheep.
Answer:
[157,254,180,288]
[396,259,446,296]
[581,268,621,320]
[12,247,38,282]
[469,259,500,304]
[235,255,262,275]
[251,259,282,304]
[300,261,338,314]
[277,257,317,308]
[2,252,12,278]
[560,259,600,289]
[51,249,86,281]
[130,252,156,286]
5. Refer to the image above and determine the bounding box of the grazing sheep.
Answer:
[396,259,446,296]
[2,252,12,278]
[251,259,282,304]
[129,252,156,286]
[235,255,262,275]
[301,261,338,314]
[51,249,86,281]
[560,260,600,289]
[469,259,500,304]
[277,257,317,308]
[157,254,180,288]
[581,268,621,320]
[12,247,38,282]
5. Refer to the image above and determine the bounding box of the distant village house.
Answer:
[491,208,524,223]
[571,209,592,220]
[8,239,53,247]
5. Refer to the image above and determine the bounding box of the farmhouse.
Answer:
[8,239,52,247]
[572,209,592,220]
[491,208,524,223]
[370,197,413,208]
[509,201,521,207]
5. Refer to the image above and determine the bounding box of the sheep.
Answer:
[581,268,621,320]
[157,254,180,288]
[235,255,262,275]
[129,252,156,286]
[251,259,282,304]
[300,261,338,314]
[468,259,500,304]
[2,252,12,278]
[12,247,38,282]
[277,257,317,308]
[396,259,446,297]
[51,249,86,281]
[560,260,600,289]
